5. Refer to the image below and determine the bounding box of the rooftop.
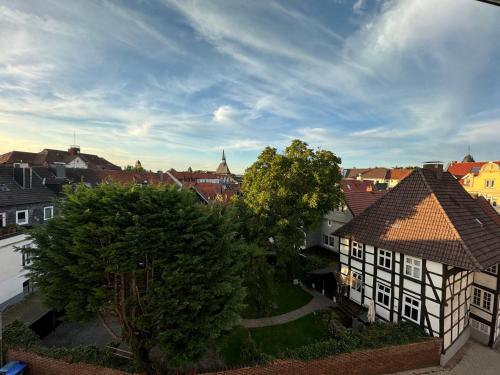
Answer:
[335,168,500,270]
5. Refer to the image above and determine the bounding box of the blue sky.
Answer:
[0,0,499,173]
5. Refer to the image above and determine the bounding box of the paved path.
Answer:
[241,286,335,328]
[390,340,500,375]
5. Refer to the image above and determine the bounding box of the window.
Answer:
[351,271,362,292]
[404,256,421,280]
[16,210,28,225]
[472,287,493,311]
[23,280,31,295]
[352,241,363,259]
[44,206,54,221]
[485,179,495,188]
[0,212,5,227]
[376,283,391,307]
[378,249,392,269]
[470,318,490,334]
[21,245,31,267]
[327,219,332,227]
[0,184,9,191]
[402,295,420,323]
[323,235,335,247]
[484,264,498,275]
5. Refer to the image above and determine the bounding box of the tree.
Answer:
[24,183,246,371]
[241,139,343,269]
[124,160,146,172]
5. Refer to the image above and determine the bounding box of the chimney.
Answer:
[68,145,80,156]
[13,164,32,189]
[423,161,444,179]
[358,173,363,181]
[157,170,163,183]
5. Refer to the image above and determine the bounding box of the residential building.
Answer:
[0,145,120,170]
[345,168,390,185]
[461,161,500,211]
[0,165,57,310]
[387,168,413,188]
[306,182,385,252]
[334,163,500,364]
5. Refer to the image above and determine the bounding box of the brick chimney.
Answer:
[68,145,80,156]
[423,161,444,179]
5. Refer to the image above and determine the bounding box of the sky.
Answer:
[0,0,499,174]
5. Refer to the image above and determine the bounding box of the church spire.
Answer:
[222,149,226,162]
[216,149,230,175]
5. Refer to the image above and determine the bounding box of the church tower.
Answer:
[216,150,231,175]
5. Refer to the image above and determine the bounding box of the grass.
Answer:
[219,313,329,365]
[242,283,313,319]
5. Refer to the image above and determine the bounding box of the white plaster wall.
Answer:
[0,234,30,306]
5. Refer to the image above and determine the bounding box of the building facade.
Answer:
[461,161,500,211]
[334,164,500,364]
[0,165,57,310]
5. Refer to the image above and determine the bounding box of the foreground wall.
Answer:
[6,349,144,375]
[205,339,441,375]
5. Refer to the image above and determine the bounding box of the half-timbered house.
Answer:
[334,163,500,364]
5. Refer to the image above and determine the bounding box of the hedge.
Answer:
[283,321,429,361]
[2,320,139,373]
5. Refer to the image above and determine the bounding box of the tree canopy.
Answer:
[240,139,343,265]
[24,183,246,371]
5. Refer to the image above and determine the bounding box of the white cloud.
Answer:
[352,0,365,14]
[213,105,239,123]
[128,122,153,136]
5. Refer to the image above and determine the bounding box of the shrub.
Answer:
[3,321,139,373]
[283,322,428,361]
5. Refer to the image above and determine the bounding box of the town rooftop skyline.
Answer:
[1,0,499,174]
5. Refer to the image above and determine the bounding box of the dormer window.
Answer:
[484,264,498,275]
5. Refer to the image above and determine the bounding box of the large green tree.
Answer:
[24,183,246,371]
[241,139,343,268]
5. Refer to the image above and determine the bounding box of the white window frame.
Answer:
[378,249,392,270]
[402,294,421,324]
[0,212,5,227]
[484,264,498,275]
[470,318,490,335]
[376,282,391,307]
[16,210,29,225]
[44,206,54,221]
[327,219,332,227]
[472,287,493,312]
[323,235,329,246]
[352,241,363,259]
[404,256,421,280]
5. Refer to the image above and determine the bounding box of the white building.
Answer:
[334,163,500,364]
[0,232,33,310]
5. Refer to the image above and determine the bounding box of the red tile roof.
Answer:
[346,168,389,180]
[184,182,240,203]
[340,179,376,193]
[335,168,500,269]
[94,170,176,186]
[344,190,386,217]
[388,168,414,181]
[447,161,500,179]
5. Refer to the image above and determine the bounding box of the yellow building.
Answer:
[462,161,500,210]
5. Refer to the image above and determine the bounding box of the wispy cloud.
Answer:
[0,0,499,172]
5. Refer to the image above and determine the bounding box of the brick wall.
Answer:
[7,339,441,375]
[204,339,442,375]
[6,349,145,375]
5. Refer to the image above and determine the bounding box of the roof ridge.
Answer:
[418,169,482,270]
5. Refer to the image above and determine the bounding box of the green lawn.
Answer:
[219,313,329,365]
[242,283,313,319]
